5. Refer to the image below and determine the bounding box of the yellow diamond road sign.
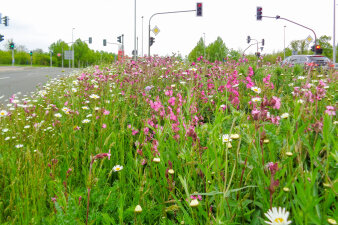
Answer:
[306,35,313,43]
[152,26,160,36]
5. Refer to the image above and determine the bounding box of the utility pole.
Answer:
[62,46,64,69]
[333,0,336,63]
[12,49,14,66]
[72,28,75,68]
[134,0,137,61]
[141,16,144,57]
[284,26,286,59]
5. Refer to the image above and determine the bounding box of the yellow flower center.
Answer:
[0,113,4,115]
[274,218,284,223]
[115,168,121,171]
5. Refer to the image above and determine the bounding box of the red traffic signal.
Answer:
[196,3,203,17]
[256,6,262,20]
[315,45,322,54]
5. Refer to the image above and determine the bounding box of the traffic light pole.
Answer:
[148,9,196,57]
[263,15,317,46]
[11,49,14,66]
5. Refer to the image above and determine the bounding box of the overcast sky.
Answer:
[0,0,335,57]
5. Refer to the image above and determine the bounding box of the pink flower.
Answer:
[325,106,336,116]
[168,97,176,106]
[102,124,107,128]
[103,110,110,115]
[271,96,281,110]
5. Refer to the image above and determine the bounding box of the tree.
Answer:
[49,39,70,67]
[290,40,300,54]
[299,40,309,54]
[188,38,205,62]
[205,36,229,62]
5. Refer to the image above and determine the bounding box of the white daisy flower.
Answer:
[281,113,289,119]
[82,119,90,124]
[82,106,89,110]
[15,144,24,148]
[264,207,291,225]
[113,165,123,172]
[2,128,9,133]
[24,125,30,129]
[251,86,261,94]
[251,97,262,103]
[72,88,77,93]
[62,107,70,113]
[222,134,232,143]
[0,110,8,117]
[89,94,100,99]
[54,113,62,118]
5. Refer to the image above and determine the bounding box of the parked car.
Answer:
[282,55,334,70]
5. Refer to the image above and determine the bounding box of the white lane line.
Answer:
[0,77,10,80]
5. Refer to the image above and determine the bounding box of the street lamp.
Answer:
[141,16,144,57]
[71,28,75,68]
[333,0,336,63]
[284,25,286,59]
[133,0,137,60]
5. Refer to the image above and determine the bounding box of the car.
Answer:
[282,55,334,70]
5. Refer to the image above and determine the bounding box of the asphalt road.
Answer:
[0,66,78,105]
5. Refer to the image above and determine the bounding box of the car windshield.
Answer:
[308,56,330,62]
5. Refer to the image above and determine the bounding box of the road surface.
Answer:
[0,66,78,105]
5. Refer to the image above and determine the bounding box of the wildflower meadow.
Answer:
[0,56,337,224]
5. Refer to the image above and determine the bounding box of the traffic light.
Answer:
[256,7,262,20]
[247,36,251,44]
[315,45,322,54]
[149,37,155,46]
[9,42,14,50]
[311,45,315,52]
[3,16,9,26]
[29,51,33,56]
[117,36,122,43]
[262,39,265,46]
[196,3,202,17]
[0,34,4,42]
[89,37,92,44]
[103,39,107,46]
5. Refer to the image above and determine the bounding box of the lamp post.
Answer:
[284,25,286,59]
[72,28,75,68]
[133,0,137,61]
[333,0,336,63]
[141,16,144,57]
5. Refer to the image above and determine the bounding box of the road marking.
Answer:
[0,77,10,80]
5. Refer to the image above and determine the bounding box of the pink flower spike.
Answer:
[102,124,107,128]
[107,149,111,160]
